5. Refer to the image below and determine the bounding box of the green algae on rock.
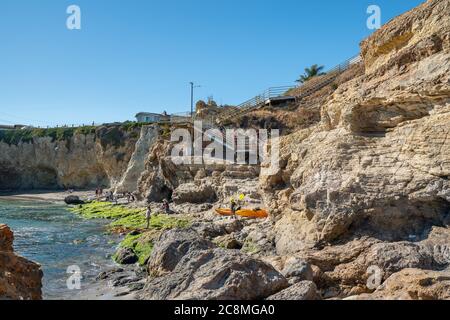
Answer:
[70,201,191,265]
[70,201,191,230]
[113,232,156,265]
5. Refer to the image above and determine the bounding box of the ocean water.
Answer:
[0,199,118,300]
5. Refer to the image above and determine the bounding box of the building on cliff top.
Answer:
[135,112,170,123]
[0,124,27,130]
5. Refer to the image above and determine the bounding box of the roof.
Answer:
[0,124,26,130]
[135,112,163,117]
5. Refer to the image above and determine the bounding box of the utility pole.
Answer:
[190,82,194,118]
[190,82,201,119]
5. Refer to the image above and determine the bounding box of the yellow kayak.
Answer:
[215,208,269,219]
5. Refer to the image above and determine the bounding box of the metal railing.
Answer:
[216,86,296,122]
[167,54,363,126]
[169,111,193,124]
[217,54,362,123]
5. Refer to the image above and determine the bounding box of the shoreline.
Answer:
[0,190,96,203]
[0,194,136,300]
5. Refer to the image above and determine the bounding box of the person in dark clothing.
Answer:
[162,199,170,214]
[230,198,241,218]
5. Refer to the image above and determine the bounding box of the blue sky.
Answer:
[0,0,424,127]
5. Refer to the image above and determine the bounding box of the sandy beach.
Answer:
[0,190,96,203]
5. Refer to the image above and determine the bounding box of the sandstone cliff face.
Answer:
[0,224,43,300]
[0,126,141,190]
[114,125,159,194]
[260,0,450,253]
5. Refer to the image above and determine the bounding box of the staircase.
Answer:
[215,86,296,124]
[216,54,362,124]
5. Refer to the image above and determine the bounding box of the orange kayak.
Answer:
[215,208,269,219]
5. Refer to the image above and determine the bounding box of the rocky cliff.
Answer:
[67,0,450,300]
[261,0,450,252]
[253,0,450,299]
[0,125,143,191]
[0,224,43,300]
[1,0,449,301]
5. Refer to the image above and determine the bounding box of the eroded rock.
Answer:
[349,268,450,300]
[147,229,215,275]
[281,257,314,281]
[142,248,288,300]
[0,224,43,300]
[267,281,321,300]
[260,0,450,253]
[172,183,217,204]
[114,247,139,265]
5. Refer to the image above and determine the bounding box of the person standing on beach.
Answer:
[145,206,152,229]
[162,199,170,214]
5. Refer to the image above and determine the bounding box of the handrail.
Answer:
[216,54,362,123]
[169,54,363,126]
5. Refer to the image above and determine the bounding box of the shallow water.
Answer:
[0,199,118,299]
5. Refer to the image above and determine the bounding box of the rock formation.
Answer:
[1,0,449,301]
[114,125,159,194]
[261,0,450,252]
[0,224,43,300]
[0,125,143,190]
[141,228,288,300]
[136,137,262,206]
[254,0,450,299]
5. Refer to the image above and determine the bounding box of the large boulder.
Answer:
[281,257,314,281]
[267,281,321,300]
[64,195,85,205]
[142,248,288,300]
[114,247,138,265]
[0,224,43,300]
[147,229,215,275]
[172,183,217,204]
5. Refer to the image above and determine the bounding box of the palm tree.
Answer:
[296,64,326,84]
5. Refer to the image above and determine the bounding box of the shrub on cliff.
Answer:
[0,126,97,145]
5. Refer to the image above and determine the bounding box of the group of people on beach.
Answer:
[95,187,137,204]
[95,187,104,199]
[94,187,173,229]
[125,192,136,203]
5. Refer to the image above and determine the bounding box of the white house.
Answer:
[135,112,167,123]
[0,124,27,130]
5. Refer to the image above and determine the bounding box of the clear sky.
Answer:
[0,0,425,127]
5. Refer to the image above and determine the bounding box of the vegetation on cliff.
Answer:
[0,122,147,146]
[0,126,96,145]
